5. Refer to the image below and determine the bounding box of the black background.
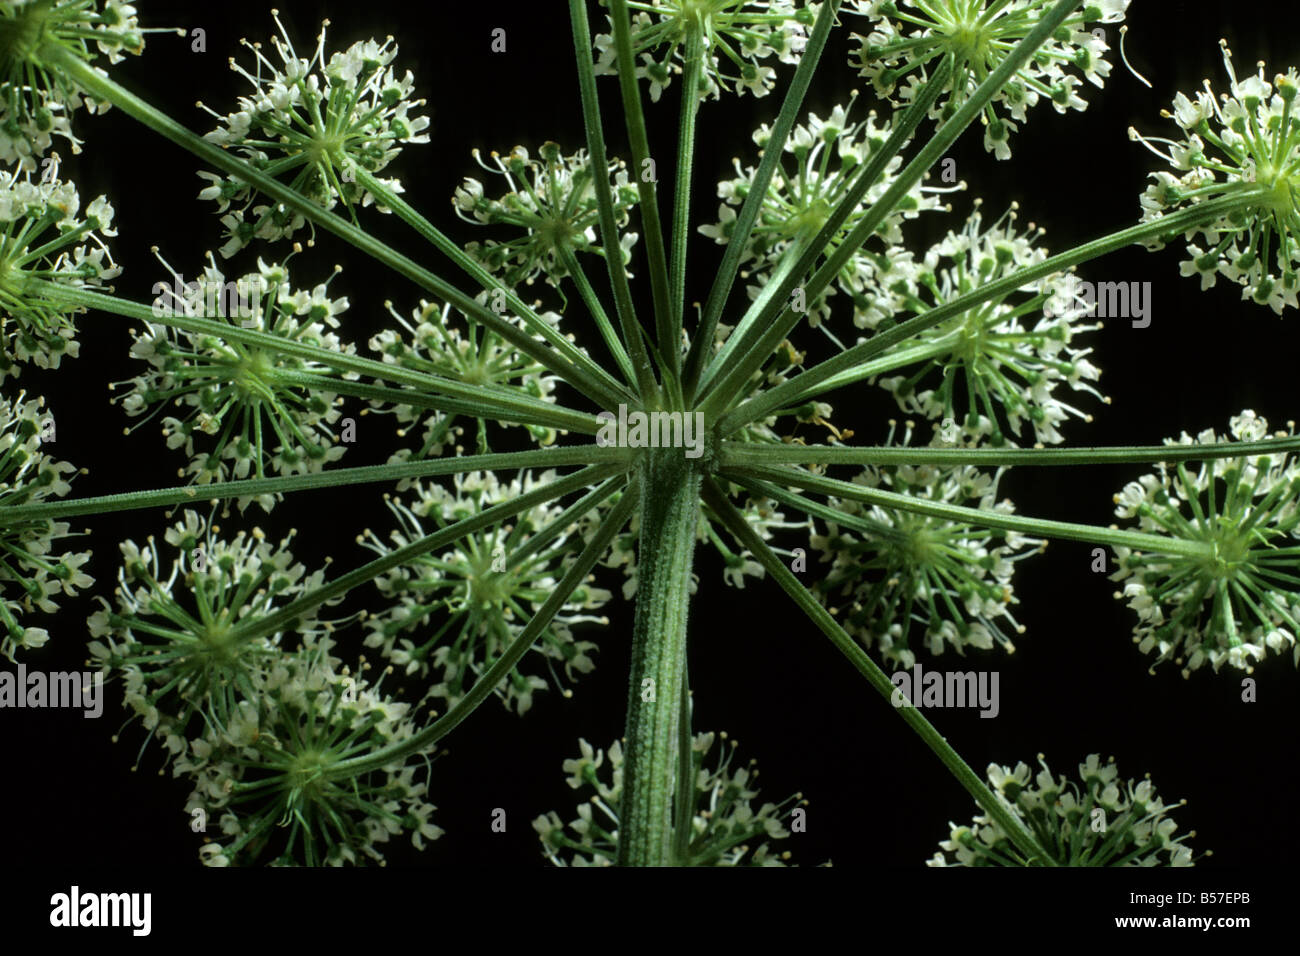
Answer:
[4,0,1296,895]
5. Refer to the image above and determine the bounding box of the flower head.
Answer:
[0,0,154,167]
[0,155,119,379]
[87,508,342,760]
[197,13,429,254]
[359,471,613,716]
[369,297,563,459]
[848,0,1131,158]
[114,252,356,503]
[534,731,808,866]
[871,201,1106,446]
[0,389,91,659]
[1110,411,1300,675]
[811,421,1043,667]
[700,91,957,328]
[178,640,441,866]
[1132,42,1300,313]
[594,0,819,102]
[929,754,1201,866]
[454,142,640,288]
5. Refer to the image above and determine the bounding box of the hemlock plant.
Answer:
[0,0,1294,867]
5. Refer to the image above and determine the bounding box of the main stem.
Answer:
[617,447,702,866]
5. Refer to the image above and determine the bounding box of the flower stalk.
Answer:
[0,446,629,524]
[27,279,599,435]
[721,188,1268,433]
[331,482,638,778]
[34,41,631,411]
[701,478,1056,867]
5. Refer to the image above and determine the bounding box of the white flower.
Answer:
[367,297,563,459]
[811,421,1042,662]
[0,158,120,378]
[1132,43,1300,313]
[931,754,1200,866]
[537,732,808,866]
[359,471,612,715]
[594,1,819,102]
[113,252,358,503]
[455,142,640,287]
[847,0,1131,159]
[702,91,956,330]
[196,13,429,253]
[0,0,151,168]
[181,641,440,866]
[0,391,92,660]
[871,202,1106,446]
[88,510,345,755]
[1110,412,1300,675]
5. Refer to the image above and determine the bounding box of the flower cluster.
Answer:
[0,390,91,659]
[811,422,1043,667]
[0,0,151,167]
[115,254,356,501]
[929,754,1200,866]
[847,0,1131,158]
[369,297,562,457]
[534,731,807,866]
[360,471,613,716]
[1110,411,1300,676]
[700,92,956,329]
[593,0,819,102]
[86,509,342,761]
[1132,42,1300,313]
[197,13,429,255]
[177,639,441,866]
[0,156,120,379]
[453,143,640,289]
[872,201,1106,446]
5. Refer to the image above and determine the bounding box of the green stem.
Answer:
[734,473,905,545]
[40,43,627,411]
[351,166,633,408]
[694,54,955,408]
[329,481,638,778]
[700,477,1056,867]
[502,473,627,572]
[568,0,661,402]
[672,671,695,864]
[29,279,600,436]
[723,463,1211,558]
[557,244,636,386]
[720,188,1268,434]
[617,446,703,866]
[0,446,630,524]
[683,0,842,399]
[670,23,705,368]
[267,369,578,435]
[699,0,1092,414]
[705,240,809,380]
[609,0,677,390]
[718,435,1300,469]
[818,336,961,391]
[225,462,627,646]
